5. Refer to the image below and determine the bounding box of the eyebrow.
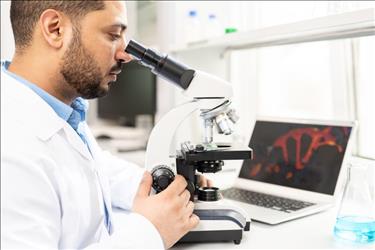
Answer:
[108,23,127,32]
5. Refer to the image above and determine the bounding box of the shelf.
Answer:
[170,8,375,53]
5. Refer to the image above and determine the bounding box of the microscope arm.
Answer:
[144,100,199,171]
[144,97,227,172]
[182,70,233,99]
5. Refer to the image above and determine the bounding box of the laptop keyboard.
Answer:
[221,188,315,213]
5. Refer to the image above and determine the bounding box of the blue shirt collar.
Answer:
[1,61,87,127]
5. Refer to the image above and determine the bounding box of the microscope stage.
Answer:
[181,145,252,161]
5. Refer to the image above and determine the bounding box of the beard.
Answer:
[60,28,110,99]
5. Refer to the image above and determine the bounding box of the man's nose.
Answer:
[116,50,133,63]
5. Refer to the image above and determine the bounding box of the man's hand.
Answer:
[132,172,199,249]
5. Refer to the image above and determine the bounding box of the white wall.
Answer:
[1,1,14,61]
[355,36,375,158]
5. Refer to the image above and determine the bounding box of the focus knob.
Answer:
[151,165,175,193]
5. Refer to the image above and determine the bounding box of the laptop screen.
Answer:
[239,120,353,195]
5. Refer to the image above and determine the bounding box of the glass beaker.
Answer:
[333,160,375,244]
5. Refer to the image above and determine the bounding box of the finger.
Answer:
[180,190,191,206]
[188,214,200,229]
[135,171,152,197]
[164,175,187,196]
[185,201,194,215]
[207,179,214,187]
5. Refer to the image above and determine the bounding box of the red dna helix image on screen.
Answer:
[240,122,352,194]
[273,127,349,170]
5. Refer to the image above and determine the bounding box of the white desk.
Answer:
[173,207,374,249]
[112,205,373,249]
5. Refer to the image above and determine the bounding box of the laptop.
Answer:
[222,117,356,225]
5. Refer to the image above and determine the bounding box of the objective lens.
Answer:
[198,187,220,201]
[227,109,239,123]
[215,114,234,135]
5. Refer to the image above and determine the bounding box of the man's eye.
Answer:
[109,33,121,41]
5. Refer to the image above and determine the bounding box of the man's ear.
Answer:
[39,9,67,49]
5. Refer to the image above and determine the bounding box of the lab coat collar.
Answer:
[1,72,92,160]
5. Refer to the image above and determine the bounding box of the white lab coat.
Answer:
[1,71,164,249]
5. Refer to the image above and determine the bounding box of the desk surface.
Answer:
[173,207,374,249]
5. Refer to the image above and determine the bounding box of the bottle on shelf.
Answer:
[184,10,202,44]
[204,13,224,40]
[224,4,239,34]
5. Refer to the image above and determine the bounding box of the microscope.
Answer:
[125,40,252,244]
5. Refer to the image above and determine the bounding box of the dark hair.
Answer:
[10,1,105,50]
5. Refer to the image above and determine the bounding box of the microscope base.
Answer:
[180,228,244,245]
[178,199,251,244]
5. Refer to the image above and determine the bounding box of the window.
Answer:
[229,29,374,160]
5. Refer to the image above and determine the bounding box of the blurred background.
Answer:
[1,1,374,166]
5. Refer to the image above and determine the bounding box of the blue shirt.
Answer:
[1,61,90,147]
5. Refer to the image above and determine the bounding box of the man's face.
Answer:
[60,1,129,99]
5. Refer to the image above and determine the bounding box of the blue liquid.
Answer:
[334,216,375,244]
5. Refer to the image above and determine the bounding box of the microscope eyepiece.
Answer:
[125,39,195,90]
[125,40,147,60]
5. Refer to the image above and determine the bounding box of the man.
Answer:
[1,1,201,249]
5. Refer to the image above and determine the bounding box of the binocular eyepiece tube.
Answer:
[125,40,195,90]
